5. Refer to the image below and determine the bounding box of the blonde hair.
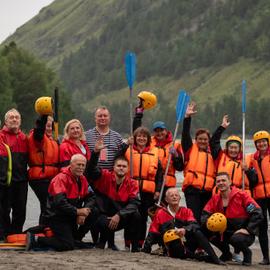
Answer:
[63,119,86,140]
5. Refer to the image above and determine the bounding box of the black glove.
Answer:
[34,115,48,141]
[36,115,48,129]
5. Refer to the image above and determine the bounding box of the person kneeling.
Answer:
[26,154,98,251]
[87,137,141,252]
[141,188,223,265]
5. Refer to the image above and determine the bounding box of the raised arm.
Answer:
[210,115,230,160]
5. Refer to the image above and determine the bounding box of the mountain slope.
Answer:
[2,0,270,133]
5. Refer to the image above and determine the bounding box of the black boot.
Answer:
[242,248,252,266]
[131,240,140,252]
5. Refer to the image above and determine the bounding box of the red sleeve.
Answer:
[48,173,67,196]
[59,142,72,163]
[185,208,196,222]
[129,179,139,198]
[241,190,260,209]
[203,196,217,214]
[149,209,162,234]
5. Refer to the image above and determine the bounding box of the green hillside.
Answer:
[2,0,270,133]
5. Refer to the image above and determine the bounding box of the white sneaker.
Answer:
[232,253,242,263]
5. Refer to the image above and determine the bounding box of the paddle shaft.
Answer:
[242,111,246,190]
[129,89,133,177]
[157,121,180,206]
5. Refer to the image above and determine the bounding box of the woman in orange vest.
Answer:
[210,115,257,194]
[60,119,91,168]
[249,130,270,265]
[28,115,59,225]
[181,102,215,223]
[118,126,163,247]
[133,104,184,195]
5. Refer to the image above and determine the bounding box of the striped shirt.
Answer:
[85,127,124,171]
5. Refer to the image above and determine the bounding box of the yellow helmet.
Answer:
[137,91,157,110]
[206,212,227,233]
[253,130,270,144]
[163,229,180,244]
[34,97,53,116]
[225,135,242,148]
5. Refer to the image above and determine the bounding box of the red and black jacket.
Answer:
[59,139,91,168]
[45,167,96,220]
[0,142,8,186]
[87,151,140,218]
[201,186,263,235]
[144,206,200,250]
[0,126,28,183]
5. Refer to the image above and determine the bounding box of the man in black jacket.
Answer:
[26,154,97,251]
[87,137,141,252]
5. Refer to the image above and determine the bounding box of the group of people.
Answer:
[0,100,269,266]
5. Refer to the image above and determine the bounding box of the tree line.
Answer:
[0,42,73,131]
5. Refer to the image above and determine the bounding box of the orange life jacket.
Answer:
[249,153,270,199]
[183,143,215,192]
[28,132,59,180]
[125,146,159,193]
[217,152,250,191]
[151,137,182,187]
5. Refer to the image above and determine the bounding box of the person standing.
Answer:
[0,141,12,240]
[210,115,256,194]
[0,108,28,235]
[85,106,125,170]
[249,130,270,265]
[60,119,90,168]
[85,106,125,249]
[28,115,59,225]
[181,103,215,223]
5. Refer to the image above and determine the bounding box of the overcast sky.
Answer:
[0,0,54,43]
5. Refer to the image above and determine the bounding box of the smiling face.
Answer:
[5,110,21,133]
[135,132,148,148]
[256,138,269,152]
[67,122,82,140]
[95,108,111,129]
[154,128,167,141]
[196,132,209,151]
[70,154,87,177]
[216,174,231,193]
[227,142,241,159]
[45,117,53,138]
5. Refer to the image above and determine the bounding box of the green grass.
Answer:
[83,58,270,112]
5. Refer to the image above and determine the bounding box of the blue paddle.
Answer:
[125,51,136,177]
[157,90,190,206]
[242,80,246,190]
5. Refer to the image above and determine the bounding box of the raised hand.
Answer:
[94,136,106,153]
[185,102,197,118]
[221,114,230,128]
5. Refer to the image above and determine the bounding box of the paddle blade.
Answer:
[242,80,246,113]
[176,90,190,122]
[125,51,136,89]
